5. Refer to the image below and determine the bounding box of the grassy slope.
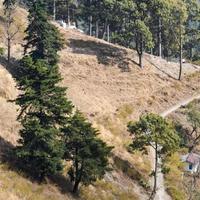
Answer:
[0,3,200,199]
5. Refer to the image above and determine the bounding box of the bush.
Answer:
[0,47,4,56]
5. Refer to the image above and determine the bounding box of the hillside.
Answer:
[0,5,200,200]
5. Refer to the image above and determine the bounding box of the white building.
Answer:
[181,153,200,174]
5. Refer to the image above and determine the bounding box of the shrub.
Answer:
[0,47,4,56]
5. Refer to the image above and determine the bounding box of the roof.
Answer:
[186,153,200,165]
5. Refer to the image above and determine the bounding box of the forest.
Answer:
[18,0,200,78]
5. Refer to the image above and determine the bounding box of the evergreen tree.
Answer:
[148,0,172,57]
[15,0,73,180]
[128,113,180,199]
[63,112,113,193]
[15,56,73,180]
[165,0,188,80]
[24,0,64,65]
[132,1,154,68]
[184,0,200,60]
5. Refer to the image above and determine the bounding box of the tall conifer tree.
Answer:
[15,0,73,180]
[24,0,63,65]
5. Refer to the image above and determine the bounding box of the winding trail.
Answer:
[153,94,200,200]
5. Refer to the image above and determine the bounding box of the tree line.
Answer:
[4,0,200,79]
[43,0,200,80]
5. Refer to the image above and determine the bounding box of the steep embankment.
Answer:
[58,25,200,152]
[0,9,200,200]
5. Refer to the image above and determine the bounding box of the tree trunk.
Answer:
[53,0,56,20]
[139,39,143,68]
[139,53,143,68]
[72,148,83,193]
[189,47,193,60]
[178,25,183,81]
[150,143,158,200]
[96,22,98,38]
[73,179,80,193]
[158,17,162,57]
[7,37,11,64]
[153,143,158,195]
[89,16,92,36]
[67,2,70,26]
[107,24,110,42]
[136,37,144,68]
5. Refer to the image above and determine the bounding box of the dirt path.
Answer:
[153,94,200,200]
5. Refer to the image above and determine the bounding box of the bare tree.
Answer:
[3,0,20,64]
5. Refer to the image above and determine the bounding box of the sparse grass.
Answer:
[0,163,72,200]
[192,60,200,66]
[164,152,187,200]
[80,180,139,200]
[96,105,151,190]
[113,155,150,190]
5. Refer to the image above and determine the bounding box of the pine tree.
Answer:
[128,113,180,199]
[15,56,73,180]
[62,112,113,193]
[15,0,73,180]
[184,0,200,60]
[24,0,64,66]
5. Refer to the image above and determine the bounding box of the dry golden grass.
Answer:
[0,4,199,199]
[0,163,74,200]
[164,152,187,200]
[0,0,28,59]
[81,180,139,200]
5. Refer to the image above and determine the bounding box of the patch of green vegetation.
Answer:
[164,152,187,200]
[96,104,134,137]
[0,47,4,56]
[116,104,134,121]
[81,180,139,200]
[193,60,200,66]
[97,115,122,136]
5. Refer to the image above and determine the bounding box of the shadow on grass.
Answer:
[68,39,139,72]
[0,136,79,199]
[146,58,178,80]
[0,56,21,80]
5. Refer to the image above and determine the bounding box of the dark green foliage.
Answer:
[128,113,180,155]
[128,113,180,198]
[15,0,73,180]
[16,56,73,126]
[63,112,113,193]
[24,0,200,65]
[185,101,200,151]
[0,47,5,56]
[184,0,200,60]
[24,0,64,65]
[15,56,73,179]
[3,0,16,8]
